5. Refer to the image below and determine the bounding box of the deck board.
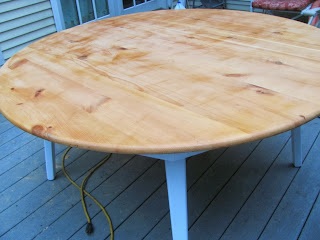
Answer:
[259,130,320,240]
[189,130,290,240]
[0,137,42,176]
[0,144,78,213]
[0,132,37,162]
[0,142,66,193]
[0,126,24,146]
[218,120,320,240]
[299,191,320,240]
[0,121,14,134]
[0,113,320,240]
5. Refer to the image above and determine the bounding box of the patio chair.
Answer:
[250,0,315,22]
[302,0,320,25]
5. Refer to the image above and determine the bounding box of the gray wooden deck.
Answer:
[0,113,320,240]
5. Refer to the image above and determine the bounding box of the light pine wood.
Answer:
[0,9,320,154]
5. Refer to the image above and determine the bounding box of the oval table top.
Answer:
[0,9,320,154]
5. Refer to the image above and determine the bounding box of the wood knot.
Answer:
[83,96,111,113]
[78,55,88,60]
[8,59,28,69]
[11,87,15,91]
[248,84,272,95]
[273,31,283,35]
[35,88,45,97]
[274,61,283,65]
[256,90,269,95]
[224,73,248,78]
[266,60,285,66]
[31,125,47,137]
[299,115,306,120]
[114,46,128,51]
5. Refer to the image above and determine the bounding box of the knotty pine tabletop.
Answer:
[0,9,320,154]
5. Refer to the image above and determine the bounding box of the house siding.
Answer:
[0,0,57,65]
[226,0,251,11]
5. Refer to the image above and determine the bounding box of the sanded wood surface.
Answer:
[0,9,320,154]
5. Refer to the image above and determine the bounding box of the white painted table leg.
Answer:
[44,140,56,180]
[165,159,188,240]
[291,127,302,167]
[141,152,204,240]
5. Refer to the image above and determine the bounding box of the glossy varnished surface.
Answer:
[0,9,320,154]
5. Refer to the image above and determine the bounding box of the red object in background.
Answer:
[252,0,313,11]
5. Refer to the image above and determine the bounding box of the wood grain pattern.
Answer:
[0,9,320,154]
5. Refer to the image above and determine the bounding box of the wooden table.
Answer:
[0,9,320,240]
